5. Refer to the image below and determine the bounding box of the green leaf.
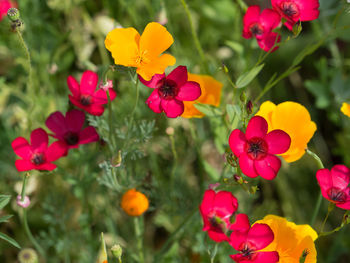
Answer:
[236,63,265,89]
[292,40,323,67]
[0,195,11,210]
[194,103,223,117]
[0,232,21,249]
[0,215,13,223]
[226,104,241,130]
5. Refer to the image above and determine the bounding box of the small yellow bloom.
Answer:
[255,215,317,263]
[121,189,149,216]
[341,102,350,117]
[181,73,223,118]
[256,101,317,162]
[105,22,176,81]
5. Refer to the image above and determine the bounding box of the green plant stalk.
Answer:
[106,89,115,150]
[134,217,144,263]
[235,0,248,11]
[210,243,218,263]
[169,133,178,186]
[20,173,28,202]
[320,203,335,233]
[16,29,33,91]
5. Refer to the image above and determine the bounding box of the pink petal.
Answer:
[67,76,80,97]
[12,137,31,159]
[229,129,247,157]
[229,228,248,251]
[242,5,260,39]
[80,70,98,94]
[161,99,184,118]
[231,213,251,232]
[252,251,279,263]
[245,116,268,140]
[208,230,230,242]
[229,253,250,262]
[46,141,67,162]
[316,169,333,195]
[199,189,216,216]
[146,89,163,113]
[214,191,238,215]
[265,129,291,154]
[247,223,274,250]
[239,154,259,178]
[284,20,295,31]
[15,160,36,172]
[257,32,281,52]
[254,154,281,180]
[93,88,117,105]
[35,163,57,171]
[294,0,320,21]
[175,81,201,101]
[331,165,350,190]
[259,8,281,32]
[46,111,67,137]
[167,66,188,87]
[86,104,105,116]
[138,73,165,89]
[336,200,350,210]
[66,110,85,133]
[79,126,99,144]
[30,128,48,151]
[69,95,85,110]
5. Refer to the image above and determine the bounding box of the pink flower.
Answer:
[229,214,279,263]
[271,0,320,30]
[199,189,238,242]
[242,6,281,52]
[45,109,99,151]
[16,195,30,208]
[0,0,13,21]
[229,116,291,180]
[139,66,201,118]
[12,128,66,172]
[316,165,350,210]
[68,70,117,116]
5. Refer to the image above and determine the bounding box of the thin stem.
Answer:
[106,89,114,149]
[20,173,29,201]
[320,203,335,233]
[306,149,324,169]
[134,217,144,263]
[16,29,33,91]
[235,0,248,11]
[169,133,178,185]
[210,244,218,263]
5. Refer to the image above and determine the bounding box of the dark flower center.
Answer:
[245,137,268,160]
[158,80,178,100]
[31,153,45,165]
[63,131,79,146]
[80,94,93,106]
[281,2,299,18]
[327,187,347,203]
[240,243,257,260]
[249,23,264,36]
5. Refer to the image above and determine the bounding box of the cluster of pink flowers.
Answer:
[12,71,115,172]
[242,0,320,51]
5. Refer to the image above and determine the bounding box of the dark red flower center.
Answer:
[80,94,93,106]
[239,243,257,260]
[31,153,45,165]
[249,23,264,37]
[245,137,268,160]
[327,187,347,203]
[281,2,299,18]
[158,80,179,100]
[63,131,79,146]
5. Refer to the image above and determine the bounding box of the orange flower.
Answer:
[105,22,176,81]
[341,102,350,117]
[121,189,149,216]
[181,73,223,118]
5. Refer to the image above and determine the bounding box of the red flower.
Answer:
[242,6,281,52]
[316,165,350,210]
[0,0,13,21]
[11,128,66,172]
[139,66,201,118]
[199,189,238,242]
[271,0,320,30]
[229,214,279,263]
[45,109,99,151]
[68,70,117,116]
[229,116,291,180]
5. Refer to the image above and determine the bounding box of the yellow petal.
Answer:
[136,53,176,81]
[255,101,276,129]
[182,101,205,118]
[341,102,350,117]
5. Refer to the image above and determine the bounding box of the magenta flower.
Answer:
[0,0,13,21]
[229,214,279,263]
[68,70,117,116]
[229,116,291,180]
[199,189,238,242]
[271,0,320,30]
[12,128,66,172]
[242,5,281,52]
[138,66,201,118]
[46,109,99,151]
[316,165,350,210]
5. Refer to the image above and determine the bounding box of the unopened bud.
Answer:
[250,186,259,194]
[18,248,38,263]
[111,150,122,167]
[16,195,30,208]
[7,8,20,21]
[240,92,246,103]
[246,100,253,115]
[99,79,113,92]
[166,127,174,136]
[111,244,123,259]
[222,63,229,74]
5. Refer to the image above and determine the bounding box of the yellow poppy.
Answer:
[256,101,317,162]
[105,22,176,81]
[181,73,223,118]
[121,189,149,216]
[341,102,350,117]
[255,215,317,263]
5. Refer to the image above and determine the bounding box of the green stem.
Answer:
[130,78,140,128]
[210,244,218,263]
[235,0,248,11]
[20,173,28,202]
[169,133,178,186]
[106,89,114,149]
[306,149,324,169]
[134,217,144,263]
[16,29,33,91]
[320,203,335,233]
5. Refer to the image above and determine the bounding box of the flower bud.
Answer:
[111,244,123,259]
[16,195,30,208]
[121,189,149,216]
[240,92,246,103]
[18,248,38,263]
[246,100,253,115]
[7,8,20,22]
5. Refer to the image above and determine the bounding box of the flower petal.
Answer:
[66,110,85,133]
[80,70,98,94]
[15,160,36,172]
[213,191,238,215]
[93,88,117,105]
[87,105,105,116]
[67,76,80,97]
[176,81,201,101]
[257,32,280,52]
[138,73,165,89]
[46,141,67,162]
[254,154,281,180]
[239,154,259,178]
[137,54,176,81]
[79,126,99,144]
[167,66,188,87]
[161,99,184,118]
[247,223,274,250]
[46,111,67,137]
[231,213,251,232]
[245,116,268,140]
[35,163,57,171]
[30,128,48,151]
[146,89,163,113]
[265,129,291,154]
[199,189,216,216]
[12,137,31,159]
[253,251,279,263]
[331,165,350,190]
[242,5,261,39]
[208,230,229,242]
[316,168,333,195]
[229,129,247,157]
[336,200,350,210]
[260,8,281,32]
[229,228,248,251]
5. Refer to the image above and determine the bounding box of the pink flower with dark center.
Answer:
[0,0,13,21]
[45,110,99,152]
[229,116,291,180]
[242,6,281,52]
[68,70,117,116]
[316,165,350,210]
[138,66,201,118]
[271,0,320,30]
[229,213,279,263]
[199,189,238,242]
[12,128,66,172]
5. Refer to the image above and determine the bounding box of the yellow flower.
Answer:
[255,215,318,263]
[105,22,176,81]
[181,73,223,118]
[341,102,350,117]
[121,189,149,216]
[256,101,316,162]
